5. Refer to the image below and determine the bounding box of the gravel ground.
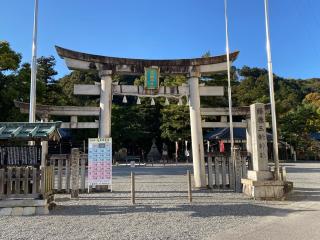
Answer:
[0,162,319,240]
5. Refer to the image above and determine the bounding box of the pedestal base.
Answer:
[247,170,273,181]
[91,185,111,193]
[241,178,290,200]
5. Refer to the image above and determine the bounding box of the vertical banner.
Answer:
[88,138,112,187]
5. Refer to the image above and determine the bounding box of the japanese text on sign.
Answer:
[88,138,112,187]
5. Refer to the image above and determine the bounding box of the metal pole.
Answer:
[187,170,192,203]
[264,0,280,180]
[131,172,135,204]
[224,0,236,188]
[29,0,39,124]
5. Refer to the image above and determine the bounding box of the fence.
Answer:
[0,166,54,200]
[206,154,248,190]
[49,154,87,193]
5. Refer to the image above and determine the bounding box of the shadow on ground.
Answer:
[287,187,320,202]
[50,203,313,218]
[113,165,194,177]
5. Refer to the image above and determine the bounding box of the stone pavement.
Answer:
[214,162,320,240]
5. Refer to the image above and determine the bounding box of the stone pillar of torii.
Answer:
[40,46,240,188]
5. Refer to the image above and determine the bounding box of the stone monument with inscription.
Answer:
[241,103,287,200]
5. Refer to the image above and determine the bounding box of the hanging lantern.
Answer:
[164,97,170,106]
[122,95,127,103]
[151,97,155,106]
[136,97,141,105]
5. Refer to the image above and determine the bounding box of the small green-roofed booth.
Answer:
[0,122,61,203]
[0,122,61,142]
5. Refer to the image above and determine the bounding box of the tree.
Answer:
[54,70,100,106]
[160,104,190,142]
[234,67,270,105]
[0,42,25,121]
[0,41,21,72]
[37,56,57,84]
[304,92,320,109]
[280,103,320,150]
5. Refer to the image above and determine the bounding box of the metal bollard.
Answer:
[131,172,135,204]
[187,170,192,203]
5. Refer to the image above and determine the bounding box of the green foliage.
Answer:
[162,75,186,86]
[202,51,211,58]
[112,99,161,152]
[234,68,270,105]
[0,41,21,71]
[134,75,145,86]
[54,70,100,106]
[160,103,190,142]
[280,103,320,150]
[37,56,57,84]
[304,92,320,109]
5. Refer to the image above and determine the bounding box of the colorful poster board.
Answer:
[144,67,160,90]
[88,138,112,187]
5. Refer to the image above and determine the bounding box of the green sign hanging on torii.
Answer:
[144,67,160,90]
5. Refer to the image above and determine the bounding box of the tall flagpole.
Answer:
[264,0,280,179]
[29,0,39,123]
[224,0,235,181]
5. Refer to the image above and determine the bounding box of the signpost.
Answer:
[88,138,112,191]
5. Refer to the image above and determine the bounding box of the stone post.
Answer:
[41,116,49,167]
[249,103,271,179]
[241,103,289,200]
[99,70,113,138]
[188,71,206,188]
[246,118,253,169]
[234,147,242,192]
[71,148,80,198]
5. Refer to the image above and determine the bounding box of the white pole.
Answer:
[224,0,235,175]
[264,0,280,179]
[29,0,39,123]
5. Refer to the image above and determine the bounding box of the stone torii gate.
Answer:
[55,46,239,188]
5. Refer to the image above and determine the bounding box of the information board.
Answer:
[88,138,112,187]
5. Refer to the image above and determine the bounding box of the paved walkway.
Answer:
[214,162,320,240]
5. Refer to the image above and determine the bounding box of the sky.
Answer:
[1,0,320,79]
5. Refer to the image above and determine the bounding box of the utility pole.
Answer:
[264,0,280,179]
[29,0,39,124]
